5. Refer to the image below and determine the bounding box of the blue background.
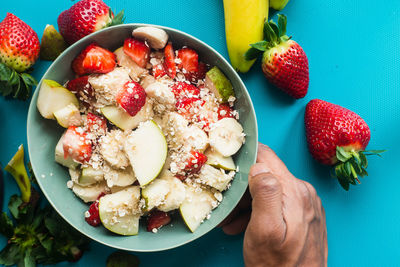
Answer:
[1,0,399,266]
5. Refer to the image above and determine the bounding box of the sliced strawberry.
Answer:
[171,82,200,99]
[184,150,207,174]
[66,76,94,106]
[147,210,171,232]
[86,113,107,134]
[176,97,204,120]
[63,126,92,163]
[85,199,101,227]
[185,62,208,82]
[177,48,198,72]
[152,64,167,79]
[123,38,150,68]
[72,43,116,75]
[163,42,176,79]
[217,104,234,120]
[116,80,147,116]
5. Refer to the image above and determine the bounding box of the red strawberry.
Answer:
[147,210,171,232]
[171,82,200,99]
[247,14,308,99]
[183,150,208,174]
[217,104,234,120]
[86,113,107,134]
[184,62,208,82]
[305,99,384,190]
[163,42,176,79]
[0,13,40,72]
[123,38,150,68]
[116,80,146,116]
[176,97,204,120]
[85,199,101,226]
[57,0,124,44]
[152,64,167,78]
[177,48,198,72]
[63,126,92,163]
[72,43,116,75]
[66,76,94,105]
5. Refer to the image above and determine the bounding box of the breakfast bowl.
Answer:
[27,24,258,252]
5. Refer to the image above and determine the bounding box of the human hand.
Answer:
[219,143,328,267]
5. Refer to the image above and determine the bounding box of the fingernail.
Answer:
[249,163,271,178]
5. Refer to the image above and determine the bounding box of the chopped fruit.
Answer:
[198,164,233,191]
[209,118,244,157]
[57,0,124,44]
[205,66,235,103]
[40,24,67,61]
[55,133,79,169]
[63,126,92,163]
[163,42,176,78]
[177,48,198,72]
[185,62,208,82]
[123,38,150,68]
[183,150,208,174]
[176,97,204,119]
[72,43,116,75]
[66,76,94,105]
[53,104,82,128]
[171,82,200,99]
[72,181,107,203]
[85,199,101,226]
[116,81,147,116]
[152,64,167,78]
[132,26,168,50]
[86,113,107,134]
[217,104,234,120]
[146,210,171,232]
[205,149,236,171]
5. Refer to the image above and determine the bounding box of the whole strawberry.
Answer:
[0,13,39,100]
[57,0,124,44]
[245,14,309,99]
[305,99,384,190]
[0,13,39,72]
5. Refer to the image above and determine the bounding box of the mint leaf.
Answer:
[0,244,22,265]
[0,213,14,238]
[8,195,23,219]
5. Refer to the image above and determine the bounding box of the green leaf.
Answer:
[336,147,351,162]
[22,249,35,267]
[364,150,386,154]
[0,81,14,96]
[109,9,125,27]
[8,70,19,86]
[359,152,368,168]
[277,14,287,37]
[337,176,350,191]
[268,21,280,40]
[20,73,37,87]
[250,40,268,51]
[0,63,12,81]
[344,161,352,177]
[263,19,277,43]
[8,195,23,219]
[0,212,14,238]
[0,244,22,265]
[44,216,60,237]
[244,47,262,60]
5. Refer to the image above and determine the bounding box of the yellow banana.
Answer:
[223,0,269,73]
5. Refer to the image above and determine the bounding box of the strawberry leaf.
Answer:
[277,14,287,37]
[108,9,125,27]
[0,244,22,265]
[244,47,262,60]
[0,63,36,100]
[0,213,14,238]
[250,40,268,51]
[263,19,277,43]
[269,21,280,39]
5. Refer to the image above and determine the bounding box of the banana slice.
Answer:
[158,172,186,212]
[99,130,129,169]
[132,27,168,49]
[198,164,233,192]
[104,165,136,188]
[72,181,107,203]
[209,118,244,157]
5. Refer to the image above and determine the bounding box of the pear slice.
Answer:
[205,149,236,171]
[101,100,153,131]
[53,103,82,128]
[79,167,104,186]
[104,166,136,187]
[158,172,186,212]
[179,185,217,232]
[205,66,235,103]
[37,79,79,119]
[99,186,141,236]
[55,133,79,169]
[124,120,167,187]
[71,182,107,203]
[40,24,67,61]
[141,179,170,212]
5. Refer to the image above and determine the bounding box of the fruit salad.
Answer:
[36,26,245,235]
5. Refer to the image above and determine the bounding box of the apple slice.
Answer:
[104,165,136,187]
[141,178,170,212]
[53,103,82,128]
[99,186,141,236]
[71,181,107,203]
[101,100,153,131]
[158,172,186,212]
[37,79,79,119]
[79,167,104,186]
[205,149,236,171]
[124,120,167,187]
[179,185,217,232]
[55,133,79,169]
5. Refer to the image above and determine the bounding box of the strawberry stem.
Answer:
[333,146,385,191]
[108,9,125,27]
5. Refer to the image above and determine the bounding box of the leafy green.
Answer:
[0,62,36,101]
[108,9,125,27]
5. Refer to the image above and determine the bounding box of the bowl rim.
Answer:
[27,23,258,252]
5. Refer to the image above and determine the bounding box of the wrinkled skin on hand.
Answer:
[219,143,328,267]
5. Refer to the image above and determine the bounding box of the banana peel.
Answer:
[223,0,269,73]
[4,145,31,202]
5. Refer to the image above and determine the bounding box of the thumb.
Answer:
[248,163,285,242]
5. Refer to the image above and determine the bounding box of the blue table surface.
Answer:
[1,0,400,266]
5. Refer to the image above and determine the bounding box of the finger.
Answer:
[256,143,293,179]
[218,189,251,227]
[248,163,286,242]
[222,211,251,235]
